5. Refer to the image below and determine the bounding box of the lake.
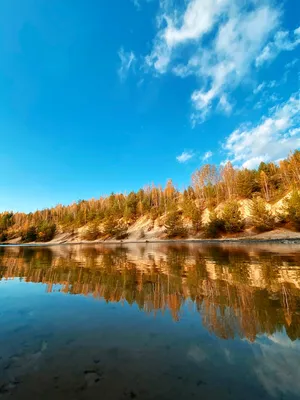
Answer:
[1,243,300,399]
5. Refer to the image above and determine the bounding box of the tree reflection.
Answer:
[1,244,300,341]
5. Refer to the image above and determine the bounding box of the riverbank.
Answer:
[2,228,300,246]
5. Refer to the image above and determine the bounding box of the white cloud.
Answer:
[145,0,281,123]
[146,0,230,74]
[253,80,277,95]
[256,26,300,67]
[254,333,300,398]
[190,5,280,123]
[118,48,136,81]
[218,95,232,114]
[176,151,194,163]
[202,151,213,161]
[223,92,300,168]
[285,58,299,70]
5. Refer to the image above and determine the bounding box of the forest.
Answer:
[0,150,300,242]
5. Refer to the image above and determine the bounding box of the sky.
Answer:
[0,0,299,213]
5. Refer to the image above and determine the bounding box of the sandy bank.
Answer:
[2,228,300,247]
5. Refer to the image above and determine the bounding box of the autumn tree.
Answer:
[192,164,218,208]
[220,162,237,201]
[37,222,56,242]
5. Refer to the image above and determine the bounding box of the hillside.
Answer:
[1,151,300,244]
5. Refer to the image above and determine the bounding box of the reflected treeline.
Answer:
[1,244,300,341]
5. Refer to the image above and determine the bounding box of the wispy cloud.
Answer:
[202,151,213,161]
[253,80,277,95]
[223,92,300,169]
[256,26,300,67]
[118,48,136,81]
[131,0,141,10]
[285,58,299,70]
[176,151,194,163]
[144,0,284,124]
[217,95,232,115]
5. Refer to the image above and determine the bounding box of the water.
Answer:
[1,243,300,400]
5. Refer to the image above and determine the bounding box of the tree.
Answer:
[164,210,187,238]
[0,232,8,242]
[0,212,14,232]
[22,226,37,242]
[103,216,117,237]
[250,197,275,232]
[103,217,128,239]
[114,222,128,240]
[222,201,245,233]
[192,164,218,207]
[204,211,225,238]
[285,190,300,231]
[82,222,101,241]
[220,162,237,200]
[182,199,203,232]
[236,169,259,198]
[37,222,56,242]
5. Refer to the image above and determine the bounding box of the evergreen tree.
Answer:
[37,222,56,242]
[22,226,37,242]
[285,190,300,231]
[204,211,225,238]
[222,201,245,233]
[165,210,187,238]
[182,199,203,232]
[82,222,101,240]
[250,197,275,232]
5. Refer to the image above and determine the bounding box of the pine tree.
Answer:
[204,211,225,238]
[222,201,245,233]
[164,210,187,238]
[250,197,275,232]
[285,190,300,231]
[82,222,101,241]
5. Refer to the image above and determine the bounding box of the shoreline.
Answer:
[1,237,300,247]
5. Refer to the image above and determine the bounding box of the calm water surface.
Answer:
[1,243,300,399]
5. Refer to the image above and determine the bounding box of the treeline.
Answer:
[0,150,300,242]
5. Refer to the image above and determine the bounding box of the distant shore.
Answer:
[2,235,300,247]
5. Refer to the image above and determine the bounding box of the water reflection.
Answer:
[1,243,300,342]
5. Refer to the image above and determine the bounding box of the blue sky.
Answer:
[0,0,299,212]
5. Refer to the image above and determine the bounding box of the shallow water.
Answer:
[1,243,300,399]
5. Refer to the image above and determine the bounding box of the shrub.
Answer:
[204,212,226,238]
[21,226,37,242]
[165,210,187,238]
[139,229,145,239]
[37,222,56,242]
[114,223,128,240]
[182,200,203,232]
[222,201,245,233]
[103,217,128,239]
[103,217,116,236]
[0,232,8,242]
[82,223,101,241]
[285,190,300,231]
[250,197,275,232]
